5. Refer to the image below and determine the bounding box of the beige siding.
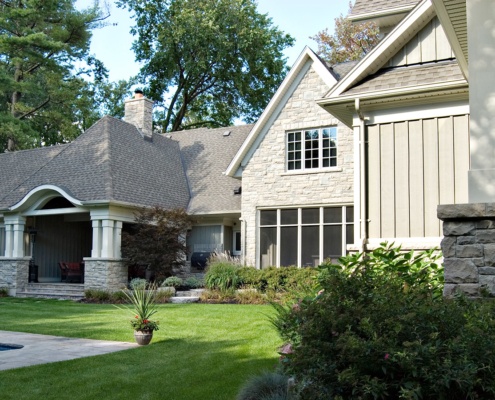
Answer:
[367,125,381,238]
[366,114,469,239]
[389,17,454,67]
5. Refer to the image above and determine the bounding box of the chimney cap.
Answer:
[134,89,144,99]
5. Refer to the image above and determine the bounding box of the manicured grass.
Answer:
[0,298,281,400]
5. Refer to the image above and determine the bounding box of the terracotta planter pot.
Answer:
[134,330,153,345]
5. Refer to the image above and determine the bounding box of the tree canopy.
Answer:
[0,0,121,151]
[311,2,380,65]
[117,0,294,132]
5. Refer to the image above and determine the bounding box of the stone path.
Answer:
[0,330,138,371]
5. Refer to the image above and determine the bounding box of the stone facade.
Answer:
[241,64,354,266]
[0,257,30,296]
[438,203,495,297]
[83,258,128,291]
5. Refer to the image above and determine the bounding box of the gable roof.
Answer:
[0,116,190,210]
[170,124,252,215]
[318,0,468,126]
[225,47,340,178]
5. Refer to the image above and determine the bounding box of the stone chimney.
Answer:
[124,90,154,139]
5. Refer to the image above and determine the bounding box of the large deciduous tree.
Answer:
[117,0,294,132]
[311,2,380,65]
[0,0,110,151]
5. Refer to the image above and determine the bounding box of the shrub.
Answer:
[162,276,183,288]
[110,290,128,303]
[129,278,147,290]
[183,276,203,289]
[84,289,112,302]
[204,262,241,293]
[236,372,291,400]
[273,244,495,399]
[156,288,174,303]
[0,287,9,297]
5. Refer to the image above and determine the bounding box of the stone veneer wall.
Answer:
[438,203,495,297]
[241,64,354,266]
[0,258,30,295]
[83,258,128,291]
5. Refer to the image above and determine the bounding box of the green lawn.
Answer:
[0,298,281,400]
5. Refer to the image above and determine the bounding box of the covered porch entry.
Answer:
[0,186,131,297]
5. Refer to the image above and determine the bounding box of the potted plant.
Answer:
[121,283,160,345]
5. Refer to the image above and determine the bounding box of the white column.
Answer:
[12,219,26,257]
[4,224,13,257]
[91,220,102,258]
[467,0,495,202]
[101,220,115,258]
[113,221,123,259]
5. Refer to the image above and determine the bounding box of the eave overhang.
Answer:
[431,0,468,79]
[318,82,469,127]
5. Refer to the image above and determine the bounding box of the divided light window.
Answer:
[287,127,337,171]
[259,206,353,269]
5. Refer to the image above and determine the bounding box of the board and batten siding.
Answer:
[188,225,223,254]
[366,114,469,239]
[388,17,454,67]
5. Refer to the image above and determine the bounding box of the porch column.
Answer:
[101,220,115,258]
[114,221,123,259]
[91,220,102,258]
[4,224,13,257]
[3,216,26,258]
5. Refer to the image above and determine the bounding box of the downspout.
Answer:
[355,98,368,253]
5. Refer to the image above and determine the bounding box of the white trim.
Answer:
[353,101,469,125]
[9,185,83,211]
[22,208,88,217]
[225,46,338,177]
[280,167,343,176]
[322,80,467,106]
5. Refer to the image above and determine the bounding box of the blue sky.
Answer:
[76,0,351,82]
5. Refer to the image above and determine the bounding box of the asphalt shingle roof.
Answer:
[0,116,252,215]
[169,125,252,214]
[343,60,464,95]
[350,0,419,17]
[0,116,190,210]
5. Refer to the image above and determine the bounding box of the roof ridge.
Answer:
[101,117,116,201]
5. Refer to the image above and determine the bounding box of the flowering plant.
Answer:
[119,283,160,332]
[131,316,159,331]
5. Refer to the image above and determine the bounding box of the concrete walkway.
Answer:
[0,330,139,371]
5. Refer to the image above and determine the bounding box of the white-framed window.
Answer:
[259,205,353,268]
[287,127,337,171]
